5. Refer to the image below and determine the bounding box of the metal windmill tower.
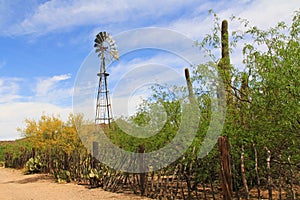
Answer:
[94,32,119,126]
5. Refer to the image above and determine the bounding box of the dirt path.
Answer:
[0,168,150,200]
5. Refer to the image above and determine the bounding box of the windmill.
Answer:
[94,32,119,126]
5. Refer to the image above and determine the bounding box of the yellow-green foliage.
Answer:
[19,114,85,154]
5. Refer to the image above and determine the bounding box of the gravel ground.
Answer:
[0,168,150,200]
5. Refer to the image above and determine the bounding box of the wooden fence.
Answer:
[5,137,299,199]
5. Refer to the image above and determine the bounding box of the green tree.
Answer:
[243,10,300,158]
[195,9,300,173]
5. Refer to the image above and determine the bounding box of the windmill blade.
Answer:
[94,43,102,48]
[95,31,107,44]
[99,32,107,42]
[110,50,119,60]
[108,40,115,47]
[100,31,108,38]
[95,48,102,53]
[95,34,103,44]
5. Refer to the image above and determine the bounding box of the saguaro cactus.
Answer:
[218,20,233,105]
[184,68,197,105]
[218,20,233,200]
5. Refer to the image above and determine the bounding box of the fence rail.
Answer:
[5,137,299,199]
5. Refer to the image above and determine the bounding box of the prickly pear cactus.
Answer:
[56,170,71,183]
[25,156,42,174]
[89,168,102,188]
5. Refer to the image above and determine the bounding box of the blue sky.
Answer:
[0,0,299,140]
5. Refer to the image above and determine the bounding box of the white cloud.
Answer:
[2,0,298,37]
[236,0,298,28]
[35,74,73,105]
[110,54,188,85]
[0,102,72,140]
[0,77,23,103]
[36,74,71,95]
[6,0,199,35]
[0,74,74,140]
[169,0,299,40]
[0,74,73,105]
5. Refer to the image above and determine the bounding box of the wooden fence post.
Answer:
[138,144,146,196]
[32,148,36,158]
[218,136,233,200]
[64,151,69,170]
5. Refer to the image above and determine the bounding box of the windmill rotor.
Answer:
[94,31,119,61]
